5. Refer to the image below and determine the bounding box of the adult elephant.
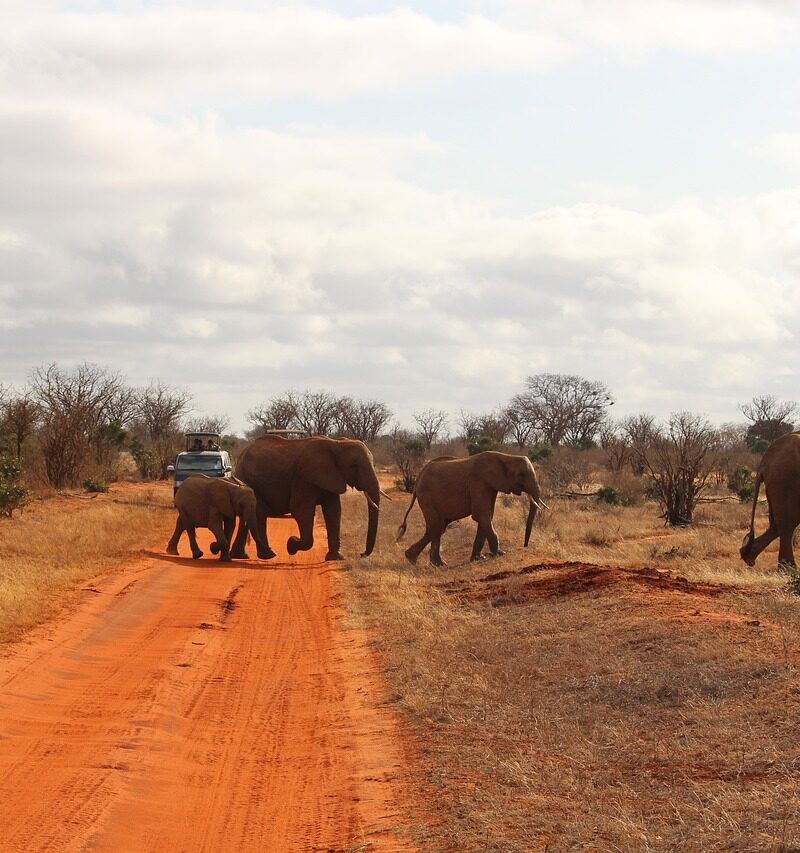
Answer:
[397,451,547,566]
[231,435,382,561]
[740,431,800,568]
[166,474,271,562]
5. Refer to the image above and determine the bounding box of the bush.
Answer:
[727,464,756,503]
[596,485,620,505]
[0,455,28,518]
[82,477,108,493]
[467,435,497,456]
[527,444,553,463]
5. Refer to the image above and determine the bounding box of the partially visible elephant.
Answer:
[397,451,547,566]
[231,435,382,561]
[740,431,800,568]
[166,474,271,562]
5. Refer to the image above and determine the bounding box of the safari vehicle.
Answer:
[167,432,233,495]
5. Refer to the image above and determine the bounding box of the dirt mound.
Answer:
[439,561,733,607]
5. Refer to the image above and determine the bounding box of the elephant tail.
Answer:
[741,471,763,555]
[396,492,418,542]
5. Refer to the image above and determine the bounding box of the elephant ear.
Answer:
[479,454,515,493]
[297,444,347,494]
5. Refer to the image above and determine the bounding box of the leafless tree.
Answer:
[629,412,719,525]
[390,426,426,492]
[504,399,537,450]
[30,363,129,488]
[293,390,340,436]
[1,393,40,460]
[133,381,193,478]
[458,410,481,441]
[340,398,392,443]
[514,374,614,447]
[184,413,231,435]
[413,409,449,449]
[598,420,629,473]
[621,413,657,476]
[247,392,299,436]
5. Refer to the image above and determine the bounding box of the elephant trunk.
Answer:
[361,467,381,558]
[524,497,538,547]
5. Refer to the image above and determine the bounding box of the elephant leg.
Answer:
[166,516,184,555]
[405,528,432,564]
[429,533,447,567]
[223,515,235,545]
[186,526,203,560]
[208,512,231,562]
[742,524,779,566]
[473,491,503,557]
[320,493,344,561]
[471,528,487,561]
[778,526,797,569]
[287,503,316,556]
[230,512,250,559]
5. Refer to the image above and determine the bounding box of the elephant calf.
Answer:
[397,451,547,566]
[166,475,271,562]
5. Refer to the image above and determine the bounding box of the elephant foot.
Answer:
[166,545,179,556]
[326,551,345,562]
[431,559,447,567]
[404,548,418,565]
[209,542,221,555]
[256,547,277,561]
[489,549,505,558]
[230,551,249,560]
[286,537,300,556]
[218,554,233,563]
[191,550,204,560]
[470,554,486,562]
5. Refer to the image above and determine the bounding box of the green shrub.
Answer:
[596,485,620,505]
[82,477,109,493]
[528,444,553,463]
[727,464,755,503]
[467,435,497,456]
[0,455,28,518]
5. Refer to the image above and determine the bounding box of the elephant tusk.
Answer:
[365,493,380,511]
[536,499,550,510]
[379,489,393,502]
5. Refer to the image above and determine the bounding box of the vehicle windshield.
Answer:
[176,454,225,472]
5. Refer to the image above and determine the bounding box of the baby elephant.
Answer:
[166,475,273,562]
[397,451,548,566]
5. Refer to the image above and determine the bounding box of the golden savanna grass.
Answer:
[340,476,800,851]
[0,483,173,643]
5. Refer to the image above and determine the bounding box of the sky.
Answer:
[2,1,800,432]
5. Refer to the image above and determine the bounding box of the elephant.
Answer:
[740,431,800,568]
[230,435,383,562]
[166,474,271,562]
[397,451,547,566]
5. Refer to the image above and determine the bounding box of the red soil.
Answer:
[0,516,410,852]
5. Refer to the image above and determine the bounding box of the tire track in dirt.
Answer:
[0,519,410,852]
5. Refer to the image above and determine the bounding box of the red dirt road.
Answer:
[0,519,410,852]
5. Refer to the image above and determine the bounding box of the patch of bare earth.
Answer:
[340,488,800,851]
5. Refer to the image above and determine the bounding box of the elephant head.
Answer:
[297,438,381,556]
[476,452,545,547]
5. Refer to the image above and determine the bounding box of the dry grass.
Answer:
[339,483,800,851]
[0,483,173,643]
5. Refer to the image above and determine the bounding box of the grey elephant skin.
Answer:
[397,450,546,566]
[741,431,800,568]
[231,435,381,561]
[166,474,271,562]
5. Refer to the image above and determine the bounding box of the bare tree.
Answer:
[184,413,231,435]
[132,381,193,478]
[621,413,657,476]
[739,395,797,447]
[413,409,449,449]
[504,399,536,449]
[598,419,629,473]
[341,398,392,443]
[514,374,614,447]
[458,410,481,442]
[247,392,299,436]
[30,363,129,488]
[293,390,340,436]
[1,393,40,460]
[629,412,719,525]
[390,426,426,492]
